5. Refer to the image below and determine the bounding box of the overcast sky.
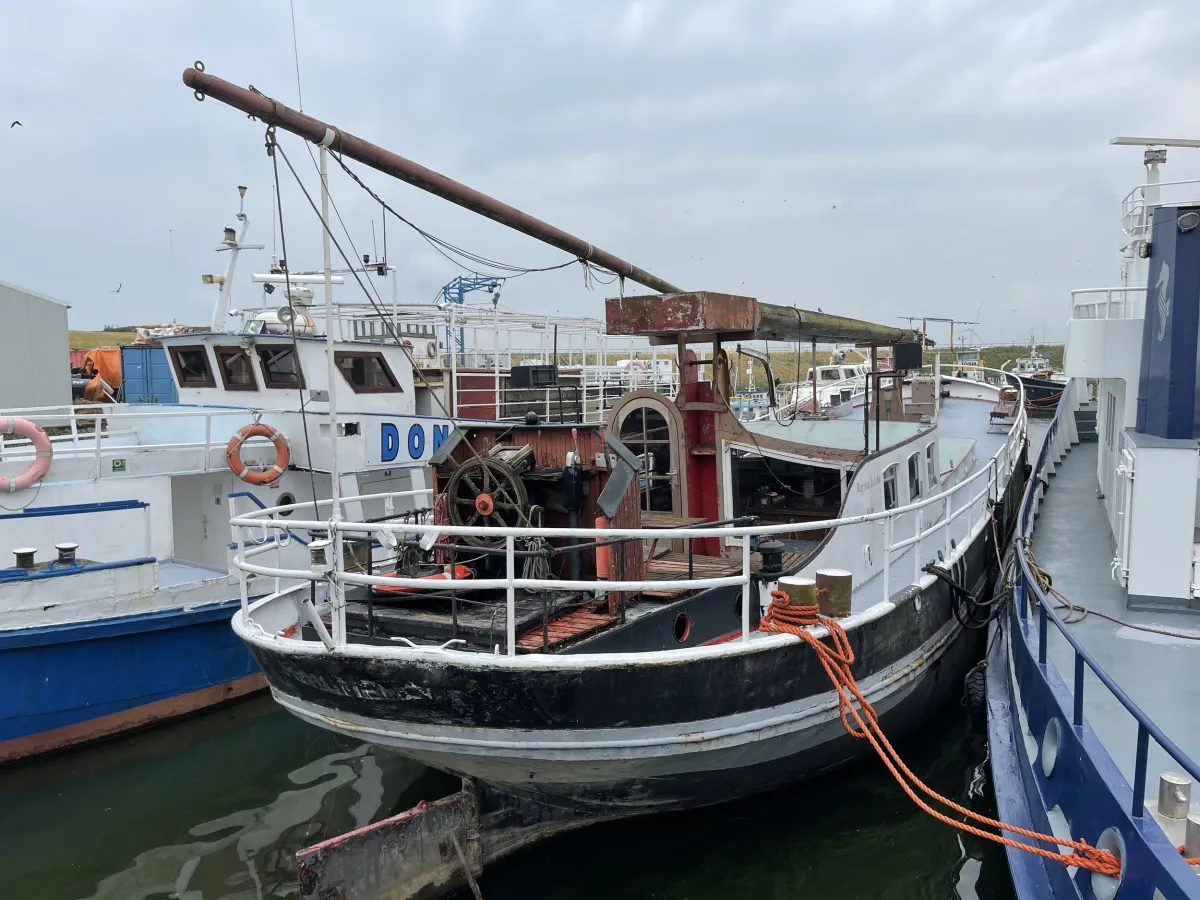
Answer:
[3,0,1200,344]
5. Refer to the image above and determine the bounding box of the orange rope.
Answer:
[1177,846,1200,866]
[759,589,1121,877]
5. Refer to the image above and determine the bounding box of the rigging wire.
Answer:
[327,150,608,282]
[288,0,304,111]
[270,135,489,466]
[268,132,322,515]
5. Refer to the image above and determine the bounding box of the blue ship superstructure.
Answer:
[988,141,1200,899]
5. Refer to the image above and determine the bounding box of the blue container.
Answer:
[120,344,178,404]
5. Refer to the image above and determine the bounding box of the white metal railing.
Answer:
[1070,286,1146,321]
[451,364,678,423]
[1121,179,1200,243]
[753,375,866,421]
[230,372,1026,658]
[0,404,291,482]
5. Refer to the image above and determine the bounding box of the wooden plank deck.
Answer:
[516,605,616,653]
[640,550,804,598]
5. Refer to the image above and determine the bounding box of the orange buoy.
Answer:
[226,422,290,486]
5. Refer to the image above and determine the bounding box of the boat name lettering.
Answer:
[379,422,450,463]
[856,473,882,495]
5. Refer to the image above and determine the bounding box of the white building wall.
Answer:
[0,280,70,410]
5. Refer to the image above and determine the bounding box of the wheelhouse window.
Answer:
[907,451,922,500]
[168,345,215,387]
[334,351,401,393]
[619,403,674,513]
[883,464,898,510]
[214,346,258,391]
[925,442,937,489]
[257,346,304,389]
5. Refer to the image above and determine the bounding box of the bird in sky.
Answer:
[9,121,21,128]
[110,283,122,293]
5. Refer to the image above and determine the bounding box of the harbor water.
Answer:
[2,695,1014,900]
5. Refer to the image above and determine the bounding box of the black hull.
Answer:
[247,450,1027,814]
[1007,373,1063,409]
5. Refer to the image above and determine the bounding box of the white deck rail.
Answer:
[1069,286,1146,321]
[0,404,293,482]
[229,374,1026,658]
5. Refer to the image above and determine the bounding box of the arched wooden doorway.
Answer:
[609,392,688,519]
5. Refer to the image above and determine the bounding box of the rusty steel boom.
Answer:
[182,65,683,295]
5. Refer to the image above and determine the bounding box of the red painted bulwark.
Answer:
[606,292,759,338]
[0,674,266,764]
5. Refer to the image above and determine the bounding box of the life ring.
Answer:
[0,417,53,492]
[226,422,290,486]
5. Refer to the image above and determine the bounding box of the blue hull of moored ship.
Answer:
[0,601,261,763]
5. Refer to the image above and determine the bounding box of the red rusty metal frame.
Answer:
[605,292,758,344]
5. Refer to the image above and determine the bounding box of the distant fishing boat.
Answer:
[1001,338,1068,414]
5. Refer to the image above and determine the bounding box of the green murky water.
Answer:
[0,697,1013,900]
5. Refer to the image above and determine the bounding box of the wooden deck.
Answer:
[640,549,804,599]
[516,604,616,653]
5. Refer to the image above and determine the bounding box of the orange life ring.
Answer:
[226,422,290,486]
[371,565,474,595]
[0,417,53,492]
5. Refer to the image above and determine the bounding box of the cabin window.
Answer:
[819,367,841,381]
[925,442,937,489]
[907,451,922,500]
[619,403,674,513]
[214,346,258,391]
[257,346,304,389]
[168,345,215,387]
[883,464,898,510]
[334,351,402,393]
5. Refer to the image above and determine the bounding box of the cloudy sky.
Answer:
[3,0,1199,344]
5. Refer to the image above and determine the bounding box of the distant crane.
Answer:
[438,275,502,364]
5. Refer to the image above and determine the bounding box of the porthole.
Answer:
[1041,717,1061,777]
[1092,827,1125,900]
[278,492,296,516]
[673,613,691,643]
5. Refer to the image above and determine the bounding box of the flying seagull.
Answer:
[109,283,122,293]
[9,121,20,128]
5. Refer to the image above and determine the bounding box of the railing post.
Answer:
[1037,598,1047,665]
[1073,651,1085,728]
[943,495,951,561]
[1132,723,1149,818]
[1016,562,1027,620]
[883,516,892,601]
[741,535,751,642]
[913,512,922,582]
[94,414,103,481]
[506,535,516,657]
[204,414,212,471]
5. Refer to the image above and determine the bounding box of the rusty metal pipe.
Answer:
[182,66,683,295]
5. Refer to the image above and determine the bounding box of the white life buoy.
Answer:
[0,417,53,492]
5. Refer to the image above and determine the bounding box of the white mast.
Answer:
[319,145,345,648]
[210,186,264,332]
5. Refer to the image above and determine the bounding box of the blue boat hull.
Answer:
[0,600,262,763]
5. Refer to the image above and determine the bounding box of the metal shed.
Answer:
[0,280,71,410]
